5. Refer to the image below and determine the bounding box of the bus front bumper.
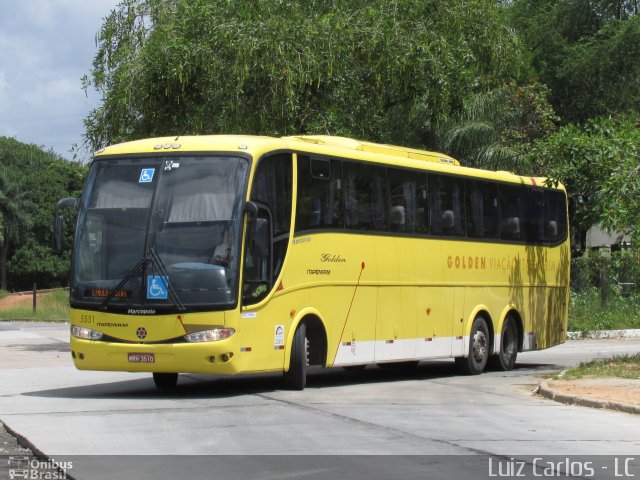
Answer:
[70,337,244,374]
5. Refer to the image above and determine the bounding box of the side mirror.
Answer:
[54,197,78,253]
[244,200,259,218]
[252,217,270,257]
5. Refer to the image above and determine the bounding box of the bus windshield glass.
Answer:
[71,156,249,311]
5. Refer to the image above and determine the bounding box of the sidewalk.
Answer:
[539,378,640,414]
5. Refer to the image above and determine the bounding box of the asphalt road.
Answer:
[1,322,639,480]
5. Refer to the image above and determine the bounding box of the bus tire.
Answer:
[488,316,518,371]
[283,323,307,390]
[456,316,490,375]
[153,372,178,389]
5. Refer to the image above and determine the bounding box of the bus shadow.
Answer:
[22,360,561,400]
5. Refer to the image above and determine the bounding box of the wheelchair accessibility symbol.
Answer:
[147,275,168,300]
[139,168,155,183]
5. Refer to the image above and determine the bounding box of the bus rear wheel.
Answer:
[488,316,518,371]
[153,372,178,389]
[283,323,307,390]
[456,316,490,375]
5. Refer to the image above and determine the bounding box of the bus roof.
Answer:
[95,134,554,189]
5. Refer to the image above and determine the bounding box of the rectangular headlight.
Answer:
[184,328,234,343]
[71,325,104,341]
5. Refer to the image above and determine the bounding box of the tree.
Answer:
[438,82,558,172]
[83,0,528,151]
[529,115,640,249]
[0,172,30,291]
[509,0,640,123]
[0,137,87,290]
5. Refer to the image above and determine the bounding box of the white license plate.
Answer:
[128,353,155,363]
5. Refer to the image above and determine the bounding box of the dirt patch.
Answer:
[547,378,640,407]
[0,292,55,310]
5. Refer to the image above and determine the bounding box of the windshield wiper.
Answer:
[101,257,147,310]
[147,246,186,312]
[101,247,185,312]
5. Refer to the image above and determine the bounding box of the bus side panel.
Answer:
[283,232,378,366]
[374,236,416,362]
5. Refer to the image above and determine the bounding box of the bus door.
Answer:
[240,153,293,370]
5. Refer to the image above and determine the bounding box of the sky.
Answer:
[0,0,120,162]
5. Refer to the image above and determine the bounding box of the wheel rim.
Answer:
[472,329,488,363]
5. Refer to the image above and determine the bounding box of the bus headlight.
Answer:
[184,328,235,343]
[71,325,104,341]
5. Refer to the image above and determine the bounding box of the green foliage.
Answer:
[509,0,640,122]
[0,137,87,291]
[556,354,640,380]
[528,115,640,240]
[569,249,640,332]
[84,0,528,151]
[558,17,640,122]
[569,289,640,332]
[439,81,558,172]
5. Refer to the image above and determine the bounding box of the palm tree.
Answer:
[439,88,524,172]
[0,172,30,291]
[439,83,558,174]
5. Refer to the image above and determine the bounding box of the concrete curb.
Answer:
[538,380,640,415]
[566,328,640,339]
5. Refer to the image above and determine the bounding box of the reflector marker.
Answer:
[240,347,252,352]
[274,345,285,350]
[425,338,433,342]
[385,340,395,344]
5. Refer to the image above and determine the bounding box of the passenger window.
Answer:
[429,175,464,236]
[344,162,388,231]
[388,169,428,234]
[499,185,525,241]
[466,180,499,239]
[295,156,343,231]
[547,190,568,243]
[525,189,547,244]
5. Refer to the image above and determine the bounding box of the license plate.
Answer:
[128,353,155,363]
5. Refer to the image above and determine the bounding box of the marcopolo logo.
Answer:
[136,327,147,340]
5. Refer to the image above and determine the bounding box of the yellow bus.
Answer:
[60,135,569,390]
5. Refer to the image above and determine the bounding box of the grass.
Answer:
[0,289,69,322]
[568,288,640,332]
[555,354,640,380]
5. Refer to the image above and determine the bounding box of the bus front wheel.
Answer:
[488,316,518,371]
[153,372,178,389]
[283,323,307,390]
[456,316,490,375]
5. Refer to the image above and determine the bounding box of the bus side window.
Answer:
[295,156,343,232]
[429,174,464,237]
[343,162,388,231]
[525,189,547,243]
[466,180,498,239]
[499,185,525,241]
[547,190,568,243]
[388,169,428,234]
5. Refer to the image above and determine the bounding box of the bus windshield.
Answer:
[71,155,249,311]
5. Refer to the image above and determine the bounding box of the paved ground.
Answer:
[1,322,639,479]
